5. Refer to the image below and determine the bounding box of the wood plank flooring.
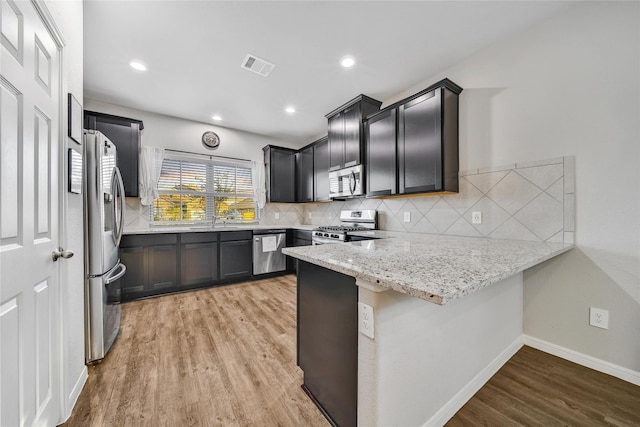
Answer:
[447,345,640,426]
[62,275,328,427]
[63,274,640,426]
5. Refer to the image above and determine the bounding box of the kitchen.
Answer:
[0,1,638,426]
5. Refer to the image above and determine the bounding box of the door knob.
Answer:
[52,248,74,261]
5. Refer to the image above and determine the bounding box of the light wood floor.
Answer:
[62,275,328,427]
[63,274,640,426]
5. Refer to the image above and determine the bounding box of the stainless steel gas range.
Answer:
[312,210,378,245]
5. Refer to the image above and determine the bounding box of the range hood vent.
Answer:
[241,54,275,77]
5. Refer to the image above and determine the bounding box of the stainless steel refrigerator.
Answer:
[84,130,127,363]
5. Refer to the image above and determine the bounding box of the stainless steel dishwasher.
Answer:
[253,229,287,275]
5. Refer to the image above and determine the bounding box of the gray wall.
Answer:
[386,1,639,371]
[83,99,298,163]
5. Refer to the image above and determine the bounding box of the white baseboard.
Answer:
[424,337,524,427]
[523,335,640,386]
[60,365,88,423]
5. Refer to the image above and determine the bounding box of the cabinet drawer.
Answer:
[180,232,218,244]
[292,229,313,241]
[121,233,177,247]
[219,230,252,241]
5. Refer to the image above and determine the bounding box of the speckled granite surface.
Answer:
[283,231,573,305]
[123,224,316,235]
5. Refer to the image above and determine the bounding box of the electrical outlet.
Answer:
[472,211,482,224]
[358,302,375,339]
[589,307,609,329]
[403,211,411,223]
[274,212,280,220]
[308,212,312,219]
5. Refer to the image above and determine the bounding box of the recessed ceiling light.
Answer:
[285,106,296,114]
[129,61,147,71]
[340,56,356,69]
[212,115,222,121]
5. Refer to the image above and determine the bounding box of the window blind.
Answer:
[152,154,257,223]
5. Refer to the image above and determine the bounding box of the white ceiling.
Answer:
[84,1,573,144]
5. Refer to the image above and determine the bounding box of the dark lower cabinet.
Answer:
[297,261,358,427]
[120,229,296,302]
[219,231,253,280]
[180,233,219,286]
[287,229,313,272]
[120,234,179,300]
[119,246,145,297]
[147,245,178,291]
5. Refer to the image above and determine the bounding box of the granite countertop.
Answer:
[283,231,573,305]
[123,224,316,235]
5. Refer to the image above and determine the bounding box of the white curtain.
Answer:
[139,146,165,206]
[252,160,266,210]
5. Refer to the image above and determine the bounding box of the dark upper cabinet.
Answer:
[364,78,462,196]
[296,144,314,203]
[328,113,344,171]
[84,111,143,197]
[365,108,397,197]
[313,136,330,202]
[263,145,296,203]
[326,95,382,171]
[398,83,460,194]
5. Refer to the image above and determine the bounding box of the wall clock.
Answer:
[202,131,221,149]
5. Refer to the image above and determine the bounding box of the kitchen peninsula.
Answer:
[283,232,573,426]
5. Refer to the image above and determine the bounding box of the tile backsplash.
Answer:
[125,156,575,245]
[300,156,574,244]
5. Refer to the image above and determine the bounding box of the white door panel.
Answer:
[1,0,62,425]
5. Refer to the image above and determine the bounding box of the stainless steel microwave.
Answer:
[329,164,364,198]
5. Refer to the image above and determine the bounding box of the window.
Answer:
[151,154,257,224]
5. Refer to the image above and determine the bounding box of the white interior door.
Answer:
[1,0,63,425]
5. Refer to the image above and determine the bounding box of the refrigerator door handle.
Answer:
[112,167,126,247]
[105,262,127,285]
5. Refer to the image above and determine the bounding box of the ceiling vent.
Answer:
[241,54,275,77]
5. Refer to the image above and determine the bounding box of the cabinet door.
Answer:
[328,113,344,171]
[366,109,397,196]
[297,261,357,427]
[147,245,178,291]
[85,113,141,197]
[269,148,296,202]
[181,242,219,286]
[220,240,252,280]
[296,145,314,203]
[119,246,145,299]
[313,137,330,201]
[343,103,362,167]
[398,89,442,194]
